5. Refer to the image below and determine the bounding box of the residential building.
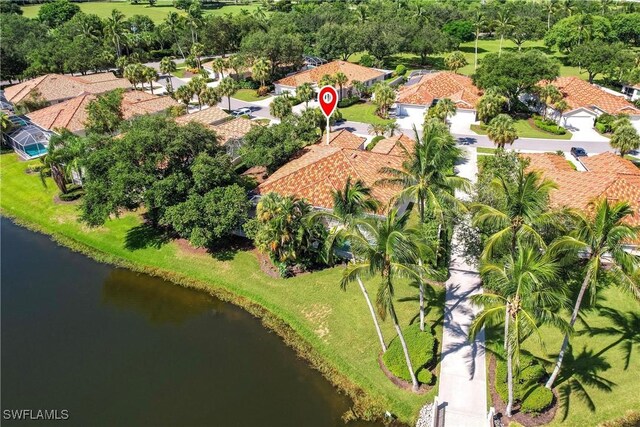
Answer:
[3,115,53,160]
[253,130,414,212]
[621,83,640,102]
[28,91,179,135]
[395,71,481,131]
[537,77,640,136]
[274,60,387,98]
[4,73,131,108]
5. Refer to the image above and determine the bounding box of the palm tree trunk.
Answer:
[418,259,425,332]
[499,35,504,57]
[227,96,231,111]
[504,303,509,350]
[545,270,590,389]
[175,35,186,59]
[355,272,387,353]
[474,34,479,70]
[506,340,514,417]
[390,304,419,391]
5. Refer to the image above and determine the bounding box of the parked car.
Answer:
[232,108,251,118]
[570,147,587,158]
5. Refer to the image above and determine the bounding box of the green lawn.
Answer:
[0,152,441,424]
[232,88,270,102]
[21,0,259,23]
[470,119,573,140]
[338,102,393,127]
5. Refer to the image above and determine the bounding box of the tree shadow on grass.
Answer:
[585,307,640,371]
[124,224,171,251]
[206,235,254,261]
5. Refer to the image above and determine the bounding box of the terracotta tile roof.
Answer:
[546,77,640,116]
[396,72,482,109]
[370,133,416,156]
[323,129,366,149]
[174,106,230,126]
[212,118,260,145]
[27,91,178,133]
[4,73,131,105]
[275,61,385,88]
[256,131,406,211]
[522,152,640,231]
[580,151,640,176]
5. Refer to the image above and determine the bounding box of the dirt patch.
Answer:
[377,355,432,394]
[253,249,281,278]
[175,238,210,256]
[53,195,80,205]
[488,355,558,427]
[301,303,332,343]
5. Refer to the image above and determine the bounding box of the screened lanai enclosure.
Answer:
[5,116,52,159]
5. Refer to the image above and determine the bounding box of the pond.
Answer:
[1,218,381,427]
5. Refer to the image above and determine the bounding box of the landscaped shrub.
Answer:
[337,96,360,108]
[367,135,385,150]
[382,323,435,384]
[359,53,376,68]
[520,386,553,414]
[533,116,567,135]
[395,64,407,77]
[595,122,608,134]
[257,86,270,97]
[59,186,84,201]
[599,410,640,427]
[595,113,616,133]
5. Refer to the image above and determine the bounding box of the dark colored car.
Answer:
[570,147,588,158]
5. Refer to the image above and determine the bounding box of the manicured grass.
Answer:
[470,119,573,140]
[0,152,442,424]
[232,88,270,102]
[21,0,259,23]
[476,147,496,155]
[338,102,393,126]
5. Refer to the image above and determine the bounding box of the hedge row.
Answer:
[382,323,435,385]
[533,117,567,135]
[495,355,553,414]
[338,96,361,108]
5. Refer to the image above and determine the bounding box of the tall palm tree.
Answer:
[428,98,457,124]
[610,122,640,158]
[378,122,469,224]
[252,57,270,88]
[470,244,568,417]
[211,58,226,80]
[554,99,569,126]
[316,178,387,352]
[444,51,468,74]
[159,57,177,93]
[188,76,207,110]
[334,72,348,100]
[218,77,237,111]
[545,0,560,30]
[538,84,562,120]
[186,1,202,44]
[487,114,518,149]
[545,200,640,388]
[104,10,126,58]
[342,209,424,391]
[296,83,314,108]
[174,84,194,108]
[494,10,512,57]
[164,12,186,59]
[472,11,486,70]
[472,165,559,260]
[318,74,336,88]
[372,82,395,118]
[200,86,221,108]
[142,66,159,94]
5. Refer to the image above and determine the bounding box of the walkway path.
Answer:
[437,147,488,427]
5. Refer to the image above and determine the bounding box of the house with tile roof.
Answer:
[4,73,131,108]
[522,152,640,244]
[395,72,482,132]
[621,83,640,102]
[273,61,387,98]
[536,77,640,136]
[253,129,413,212]
[175,106,262,162]
[27,91,179,135]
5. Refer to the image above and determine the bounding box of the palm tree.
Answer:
[174,84,194,108]
[296,83,314,108]
[252,57,270,88]
[190,42,205,69]
[538,84,562,120]
[123,63,144,90]
[368,123,387,137]
[373,83,395,118]
[545,0,560,30]
[472,165,559,260]
[470,244,568,417]
[186,1,202,44]
[159,57,177,93]
[554,99,569,125]
[545,200,640,389]
[342,209,423,391]
[218,77,237,111]
[487,114,518,149]
[444,51,468,74]
[164,12,186,59]
[472,11,486,70]
[142,66,159,94]
[477,89,507,124]
[1,112,14,136]
[104,10,126,58]
[228,55,246,81]
[378,122,469,224]
[211,58,226,80]
[269,95,292,120]
[200,86,221,108]
[609,122,640,158]
[334,72,348,100]
[319,74,335,88]
[385,122,400,137]
[188,76,207,110]
[428,98,457,124]
[316,178,387,352]
[494,10,512,57]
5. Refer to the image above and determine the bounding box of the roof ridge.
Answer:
[260,145,341,185]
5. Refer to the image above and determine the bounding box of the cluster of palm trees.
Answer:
[468,156,639,417]
[123,62,159,93]
[38,130,86,194]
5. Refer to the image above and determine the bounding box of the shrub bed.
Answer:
[59,186,84,202]
[338,96,360,108]
[382,323,435,385]
[495,355,553,414]
[533,117,567,135]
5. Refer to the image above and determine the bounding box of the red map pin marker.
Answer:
[318,86,338,118]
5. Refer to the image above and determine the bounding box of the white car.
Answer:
[232,108,251,117]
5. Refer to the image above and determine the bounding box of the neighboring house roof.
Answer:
[213,118,260,145]
[28,91,179,133]
[546,77,640,116]
[396,72,482,109]
[255,130,410,211]
[522,152,640,229]
[370,133,415,156]
[174,106,230,126]
[275,60,385,88]
[324,129,366,149]
[4,73,131,105]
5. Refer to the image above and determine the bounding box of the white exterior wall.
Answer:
[274,85,296,96]
[449,109,477,134]
[397,104,426,121]
[631,116,640,135]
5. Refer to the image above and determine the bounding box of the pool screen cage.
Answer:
[6,119,53,160]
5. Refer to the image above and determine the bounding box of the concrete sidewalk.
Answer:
[437,147,488,427]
